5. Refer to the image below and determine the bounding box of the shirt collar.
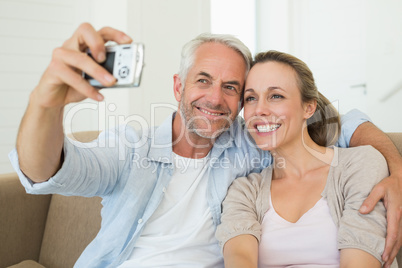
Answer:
[147,112,245,163]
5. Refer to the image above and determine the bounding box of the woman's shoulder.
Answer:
[229,166,273,195]
[337,145,387,167]
[333,145,388,186]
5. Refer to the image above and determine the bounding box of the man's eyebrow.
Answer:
[197,72,241,86]
[197,72,213,79]
[225,80,241,87]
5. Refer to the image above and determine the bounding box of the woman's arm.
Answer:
[338,146,390,267]
[223,235,258,268]
[340,249,381,268]
[216,174,268,268]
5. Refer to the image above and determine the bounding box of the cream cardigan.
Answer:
[216,145,398,267]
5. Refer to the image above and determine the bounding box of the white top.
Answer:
[119,152,223,268]
[258,196,340,267]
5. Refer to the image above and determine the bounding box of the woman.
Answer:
[216,51,396,268]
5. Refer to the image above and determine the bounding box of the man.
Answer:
[10,24,401,267]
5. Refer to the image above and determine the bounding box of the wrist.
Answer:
[389,159,402,179]
[29,89,65,114]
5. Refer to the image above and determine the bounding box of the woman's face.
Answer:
[243,61,312,151]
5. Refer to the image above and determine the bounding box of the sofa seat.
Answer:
[1,131,401,267]
[8,260,45,268]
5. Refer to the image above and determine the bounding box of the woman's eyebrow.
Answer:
[245,87,284,93]
[267,86,285,91]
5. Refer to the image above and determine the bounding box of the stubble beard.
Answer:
[179,92,235,140]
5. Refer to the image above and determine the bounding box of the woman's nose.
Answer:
[255,99,270,116]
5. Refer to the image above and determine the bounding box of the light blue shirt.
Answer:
[9,109,370,267]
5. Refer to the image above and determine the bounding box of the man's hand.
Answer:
[349,122,402,267]
[359,172,402,268]
[16,23,133,182]
[34,23,132,108]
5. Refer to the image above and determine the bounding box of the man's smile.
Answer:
[195,106,227,118]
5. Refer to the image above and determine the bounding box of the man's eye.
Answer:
[198,79,209,84]
[223,85,240,96]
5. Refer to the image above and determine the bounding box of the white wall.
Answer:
[64,0,130,134]
[365,0,402,132]
[0,0,87,173]
[211,0,256,55]
[3,0,400,174]
[256,0,402,132]
[0,0,212,174]
[256,0,291,53]
[126,0,211,127]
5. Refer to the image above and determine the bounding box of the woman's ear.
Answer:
[304,100,317,119]
[173,74,183,102]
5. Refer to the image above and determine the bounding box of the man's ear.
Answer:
[173,74,183,102]
[304,100,317,119]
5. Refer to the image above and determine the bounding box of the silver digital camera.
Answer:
[83,43,144,88]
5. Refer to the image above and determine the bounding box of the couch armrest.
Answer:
[0,173,51,267]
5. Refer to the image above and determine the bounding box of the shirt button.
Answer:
[138,219,143,224]
[162,187,167,193]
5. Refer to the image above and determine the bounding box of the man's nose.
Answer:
[206,84,225,106]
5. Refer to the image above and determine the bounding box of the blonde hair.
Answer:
[253,50,340,146]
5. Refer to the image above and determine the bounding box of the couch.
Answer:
[0,132,401,268]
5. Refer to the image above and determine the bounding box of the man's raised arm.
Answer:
[15,23,132,182]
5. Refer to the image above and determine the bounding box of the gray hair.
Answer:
[178,33,252,85]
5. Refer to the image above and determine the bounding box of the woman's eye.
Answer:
[271,94,283,99]
[245,96,256,102]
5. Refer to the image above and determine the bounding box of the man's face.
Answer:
[174,42,247,139]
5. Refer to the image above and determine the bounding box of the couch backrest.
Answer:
[38,195,102,268]
[32,132,402,267]
[0,173,51,267]
[387,133,402,155]
[386,133,402,267]
[38,131,103,268]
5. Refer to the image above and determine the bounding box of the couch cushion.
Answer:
[38,195,102,268]
[0,173,51,267]
[7,260,46,268]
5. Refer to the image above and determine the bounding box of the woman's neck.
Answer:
[271,132,334,180]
